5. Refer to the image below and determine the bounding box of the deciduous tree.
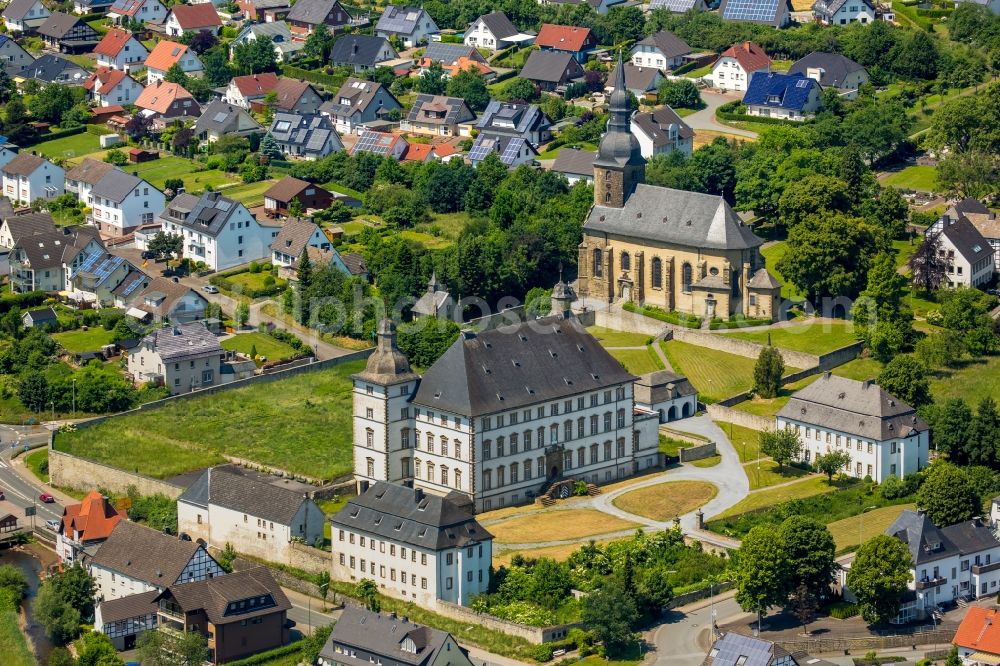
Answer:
[846,534,912,625]
[916,463,980,526]
[778,516,836,599]
[815,451,852,483]
[877,355,930,407]
[581,578,638,658]
[753,346,783,399]
[734,525,789,616]
[759,428,801,471]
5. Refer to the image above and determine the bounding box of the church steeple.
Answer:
[593,51,645,209]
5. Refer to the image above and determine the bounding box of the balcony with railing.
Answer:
[915,575,947,590]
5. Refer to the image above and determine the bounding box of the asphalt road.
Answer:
[649,593,745,665]
[0,426,63,528]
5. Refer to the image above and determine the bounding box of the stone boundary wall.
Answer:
[665,581,734,609]
[771,627,955,653]
[436,600,583,644]
[593,308,665,337]
[49,446,185,498]
[670,327,821,370]
[678,442,717,462]
[288,541,331,574]
[706,405,774,432]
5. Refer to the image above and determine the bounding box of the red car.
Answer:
[39,493,54,503]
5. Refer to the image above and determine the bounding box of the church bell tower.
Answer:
[593,52,646,208]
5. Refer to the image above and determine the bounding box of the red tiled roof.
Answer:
[168,3,221,29]
[93,27,134,58]
[136,80,193,114]
[145,40,189,72]
[535,24,592,53]
[60,490,126,543]
[83,67,130,95]
[403,143,433,162]
[718,41,771,73]
[232,72,279,97]
[954,608,1000,655]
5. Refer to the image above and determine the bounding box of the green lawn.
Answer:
[929,355,1000,406]
[744,458,813,490]
[220,179,278,208]
[51,327,115,353]
[54,359,366,480]
[0,589,35,666]
[881,165,939,193]
[25,448,48,483]
[587,326,652,348]
[609,347,663,376]
[399,230,453,250]
[221,332,298,362]
[322,181,365,199]
[716,421,768,463]
[712,476,839,520]
[832,357,884,382]
[222,270,287,293]
[34,132,103,160]
[760,242,803,300]
[733,374,820,417]
[661,340,800,403]
[893,239,918,271]
[722,320,857,355]
[417,211,473,240]
[536,142,597,160]
[826,503,914,552]
[683,63,713,78]
[130,157,238,192]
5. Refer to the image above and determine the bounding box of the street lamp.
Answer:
[48,401,54,422]
[859,505,878,548]
[72,378,76,418]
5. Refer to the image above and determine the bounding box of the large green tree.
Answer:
[759,428,801,471]
[778,516,836,600]
[734,525,789,616]
[847,534,912,625]
[877,355,930,407]
[446,66,490,112]
[137,628,209,666]
[753,346,784,399]
[581,578,639,658]
[917,463,981,526]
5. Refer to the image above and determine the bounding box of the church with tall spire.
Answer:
[577,54,782,322]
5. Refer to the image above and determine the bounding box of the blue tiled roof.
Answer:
[742,72,818,112]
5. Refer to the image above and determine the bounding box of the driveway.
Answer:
[684,90,759,140]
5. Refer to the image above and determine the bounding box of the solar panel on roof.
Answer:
[795,79,809,87]
[468,135,496,163]
[121,274,145,297]
[171,47,180,56]
[649,0,699,10]
[213,112,228,122]
[500,137,525,166]
[721,0,780,23]
[78,250,103,272]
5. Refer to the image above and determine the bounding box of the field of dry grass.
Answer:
[611,481,718,521]
[487,508,641,544]
[493,538,625,568]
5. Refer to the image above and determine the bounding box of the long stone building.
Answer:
[576,56,781,322]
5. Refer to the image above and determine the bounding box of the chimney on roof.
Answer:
[414,488,424,502]
[172,276,179,283]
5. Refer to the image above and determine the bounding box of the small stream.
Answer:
[1,547,56,665]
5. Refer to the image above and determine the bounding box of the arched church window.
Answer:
[682,263,693,292]
[593,249,603,277]
[651,257,662,288]
[621,252,630,270]
[605,191,611,204]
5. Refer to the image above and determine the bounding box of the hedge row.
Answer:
[715,104,801,126]
[282,64,348,89]
[21,126,86,147]
[223,642,302,666]
[622,302,702,328]
[708,316,774,330]
[0,291,47,315]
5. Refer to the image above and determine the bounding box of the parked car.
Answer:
[45,519,60,531]
[141,250,155,260]
[203,285,219,294]
[39,493,54,503]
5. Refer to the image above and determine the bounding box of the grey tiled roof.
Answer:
[747,268,781,289]
[886,510,1000,566]
[777,373,928,441]
[330,482,491,550]
[3,0,42,21]
[91,170,142,203]
[286,0,341,25]
[2,212,58,242]
[91,520,212,587]
[413,314,635,417]
[787,52,866,89]
[322,606,463,666]
[422,42,485,65]
[330,34,395,68]
[269,111,341,153]
[270,217,322,257]
[324,78,396,119]
[160,191,245,238]
[606,62,662,92]
[138,321,221,361]
[478,11,519,40]
[65,158,116,186]
[938,215,994,265]
[584,184,763,251]
[2,152,46,177]
[551,148,595,176]
[97,590,159,624]
[38,11,88,39]
[376,5,432,36]
[631,106,694,146]
[476,101,551,137]
[635,31,691,59]
[178,466,311,525]
[194,99,263,134]
[156,567,290,625]
[520,50,582,84]
[26,53,87,83]
[634,370,697,403]
[406,94,474,126]
[14,227,101,269]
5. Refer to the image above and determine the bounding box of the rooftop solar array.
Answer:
[120,273,145,298]
[78,250,104,273]
[468,134,527,166]
[423,42,477,64]
[721,0,780,23]
[353,130,397,156]
[649,0,700,10]
[467,135,496,163]
[93,255,125,284]
[377,6,421,33]
[709,634,774,666]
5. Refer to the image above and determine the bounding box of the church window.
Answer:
[651,258,662,289]
[621,252,630,270]
[605,191,611,204]
[682,263,693,292]
[593,249,603,277]
[605,169,611,180]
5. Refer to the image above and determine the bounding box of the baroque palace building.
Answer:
[577,56,782,322]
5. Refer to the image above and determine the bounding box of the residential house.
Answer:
[648,0,710,12]
[65,157,116,205]
[268,112,344,160]
[23,53,89,85]
[416,51,495,81]
[84,67,142,106]
[411,273,454,319]
[269,216,330,269]
[222,72,278,109]
[124,275,209,322]
[464,12,533,51]
[352,130,407,159]
[88,169,165,238]
[144,40,203,84]
[0,212,58,252]
[73,0,115,16]
[91,520,226,602]
[330,34,398,72]
[704,633,830,666]
[954,608,1000,665]
[742,72,822,121]
[401,143,459,164]
[520,50,584,91]
[776,372,929,482]
[331,483,493,606]
[631,106,694,159]
[318,606,476,666]
[630,31,691,72]
[2,152,64,205]
[401,95,475,137]
[22,307,58,328]
[551,147,595,185]
[351,309,662,513]
[1,0,50,33]
[788,52,869,99]
[633,370,697,423]
[932,213,996,288]
[9,226,103,293]
[719,0,792,26]
[711,42,771,93]
[375,6,439,48]
[177,465,325,564]
[286,0,352,40]
[164,3,221,37]
[605,62,664,98]
[153,567,291,664]
[155,190,279,271]
[475,101,552,147]
[127,321,223,393]
[271,78,323,114]
[468,133,538,168]
[55,490,126,564]
[812,0,875,24]
[37,12,100,54]
[230,22,303,63]
[94,591,160,652]
[93,28,147,71]
[940,199,1000,271]
[71,251,136,306]
[538,0,628,13]
[534,24,595,63]
[320,78,401,134]
[0,36,35,76]
[107,0,167,25]
[262,176,334,217]
[194,100,264,143]
[237,0,291,22]
[135,80,201,125]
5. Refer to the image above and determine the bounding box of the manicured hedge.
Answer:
[623,302,702,328]
[21,126,86,147]
[828,601,859,619]
[715,103,800,126]
[223,642,302,666]
[281,64,348,89]
[0,291,47,315]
